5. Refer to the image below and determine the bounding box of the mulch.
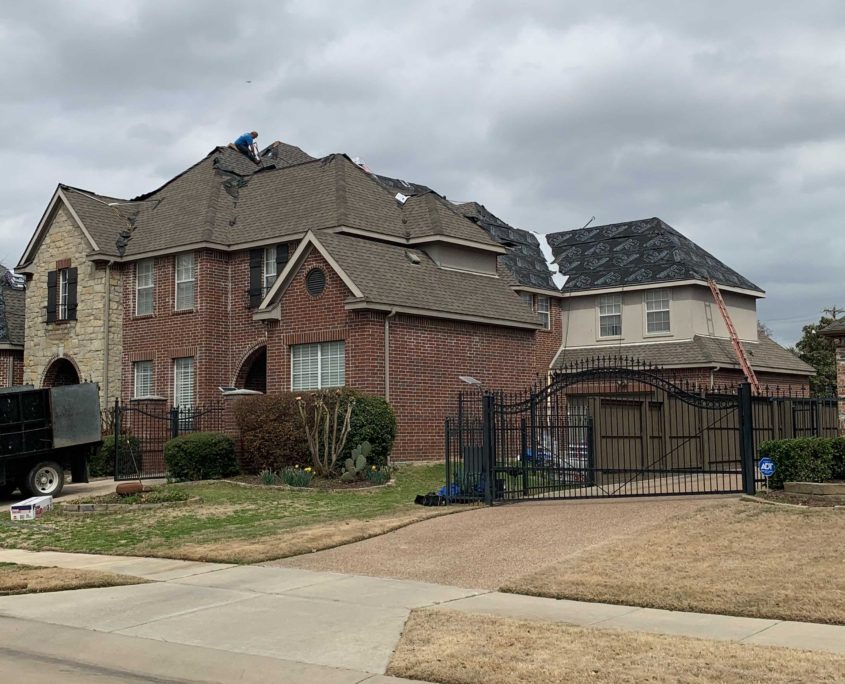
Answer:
[757,489,845,507]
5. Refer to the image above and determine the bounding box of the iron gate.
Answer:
[445,358,837,504]
[111,401,224,480]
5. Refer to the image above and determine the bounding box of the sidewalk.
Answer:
[0,548,842,683]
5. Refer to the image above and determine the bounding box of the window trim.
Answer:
[598,293,623,338]
[290,341,346,391]
[135,259,154,316]
[644,288,672,336]
[174,252,195,311]
[133,360,154,399]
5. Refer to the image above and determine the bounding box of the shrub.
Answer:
[759,437,834,488]
[90,435,141,478]
[343,390,396,467]
[164,432,238,482]
[831,438,845,480]
[366,465,391,485]
[258,469,278,485]
[233,394,310,474]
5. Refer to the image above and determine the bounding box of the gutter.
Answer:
[709,365,721,392]
[384,309,397,402]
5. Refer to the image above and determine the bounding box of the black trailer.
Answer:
[0,383,101,498]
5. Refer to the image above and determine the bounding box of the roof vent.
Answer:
[405,250,421,265]
[395,192,409,205]
[305,268,326,297]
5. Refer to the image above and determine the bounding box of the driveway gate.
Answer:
[444,358,837,504]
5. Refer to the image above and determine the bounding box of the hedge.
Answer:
[90,435,141,478]
[233,394,310,473]
[758,437,845,488]
[343,390,396,467]
[164,432,238,481]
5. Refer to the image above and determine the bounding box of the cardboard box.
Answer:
[10,495,53,521]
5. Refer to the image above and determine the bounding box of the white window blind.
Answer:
[58,268,69,320]
[173,357,194,407]
[175,253,195,310]
[645,289,671,333]
[291,341,345,391]
[263,246,276,294]
[136,259,154,316]
[598,294,622,337]
[133,360,153,397]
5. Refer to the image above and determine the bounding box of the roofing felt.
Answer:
[0,265,25,346]
[547,217,762,294]
[551,335,813,375]
[456,201,556,290]
[313,231,541,327]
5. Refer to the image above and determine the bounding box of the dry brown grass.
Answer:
[388,609,845,684]
[0,563,145,595]
[503,500,845,624]
[130,507,455,563]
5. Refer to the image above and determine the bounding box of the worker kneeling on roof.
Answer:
[234,131,259,162]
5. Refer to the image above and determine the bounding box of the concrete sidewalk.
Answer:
[0,549,843,683]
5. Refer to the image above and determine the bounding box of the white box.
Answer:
[10,495,53,521]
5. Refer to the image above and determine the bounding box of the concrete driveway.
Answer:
[270,496,729,589]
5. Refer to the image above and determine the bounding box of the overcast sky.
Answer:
[2,1,843,345]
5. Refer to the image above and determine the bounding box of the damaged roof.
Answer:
[552,335,813,375]
[548,217,762,294]
[312,231,542,327]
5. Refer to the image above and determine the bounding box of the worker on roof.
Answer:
[234,131,259,162]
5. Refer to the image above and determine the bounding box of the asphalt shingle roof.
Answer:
[552,335,813,375]
[548,217,762,293]
[314,231,541,327]
[820,318,845,337]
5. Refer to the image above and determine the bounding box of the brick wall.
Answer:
[0,349,23,387]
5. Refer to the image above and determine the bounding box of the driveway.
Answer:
[269,496,729,589]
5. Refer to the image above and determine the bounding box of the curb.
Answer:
[740,494,844,510]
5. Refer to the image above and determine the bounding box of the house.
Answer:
[15,142,812,462]
[0,265,25,387]
[546,217,814,390]
[15,143,563,460]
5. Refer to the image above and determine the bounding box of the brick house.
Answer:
[0,266,25,387]
[15,142,811,461]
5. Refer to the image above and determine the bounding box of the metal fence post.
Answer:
[113,398,121,478]
[444,418,452,504]
[482,392,495,505]
[520,417,528,496]
[738,382,756,495]
[170,407,180,439]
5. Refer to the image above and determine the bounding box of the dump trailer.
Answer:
[0,383,101,498]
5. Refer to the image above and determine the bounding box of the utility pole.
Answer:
[823,306,845,320]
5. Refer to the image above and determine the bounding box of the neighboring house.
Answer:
[0,265,25,386]
[546,218,814,390]
[16,143,563,460]
[820,319,845,434]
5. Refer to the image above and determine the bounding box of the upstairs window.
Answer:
[263,246,277,294]
[46,266,77,323]
[645,288,671,333]
[175,253,195,311]
[291,341,345,391]
[249,243,290,307]
[135,259,154,316]
[598,294,622,337]
[536,295,551,330]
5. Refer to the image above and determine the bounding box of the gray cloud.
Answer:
[2,0,844,345]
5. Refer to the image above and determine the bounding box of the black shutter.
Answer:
[248,249,262,308]
[275,243,289,273]
[46,270,57,323]
[66,268,78,320]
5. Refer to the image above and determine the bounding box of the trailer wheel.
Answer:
[23,461,65,498]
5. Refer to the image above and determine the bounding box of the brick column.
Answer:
[836,339,845,436]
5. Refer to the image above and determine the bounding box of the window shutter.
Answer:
[248,249,262,308]
[46,270,57,323]
[66,268,78,320]
[275,243,289,273]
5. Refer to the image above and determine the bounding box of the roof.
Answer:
[820,318,845,337]
[0,265,25,347]
[456,202,555,290]
[23,146,501,263]
[272,231,542,328]
[552,335,814,375]
[548,217,763,294]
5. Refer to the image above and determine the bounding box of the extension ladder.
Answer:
[707,279,761,395]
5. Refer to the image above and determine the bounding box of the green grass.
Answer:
[0,464,450,561]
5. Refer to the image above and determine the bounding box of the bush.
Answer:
[831,438,845,480]
[759,437,834,488]
[90,435,141,478]
[164,432,238,482]
[233,394,310,474]
[343,390,396,467]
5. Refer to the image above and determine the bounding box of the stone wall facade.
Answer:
[836,339,845,435]
[23,203,123,406]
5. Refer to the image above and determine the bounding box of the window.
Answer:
[175,253,195,310]
[262,246,276,295]
[133,361,153,397]
[173,357,194,407]
[291,341,345,391]
[536,295,551,330]
[520,292,533,308]
[598,294,622,337]
[645,288,671,333]
[47,267,77,323]
[136,259,154,316]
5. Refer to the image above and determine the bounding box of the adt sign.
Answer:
[759,457,776,478]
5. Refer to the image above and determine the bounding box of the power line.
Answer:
[823,306,845,319]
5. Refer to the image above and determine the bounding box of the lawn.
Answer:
[0,464,458,563]
[388,609,845,684]
[503,499,845,624]
[0,562,144,595]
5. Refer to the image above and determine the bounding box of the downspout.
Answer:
[384,309,397,402]
[709,365,721,392]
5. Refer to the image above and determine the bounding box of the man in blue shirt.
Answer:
[234,131,259,161]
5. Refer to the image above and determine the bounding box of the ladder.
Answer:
[707,279,761,395]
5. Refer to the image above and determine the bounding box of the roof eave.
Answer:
[344,299,542,330]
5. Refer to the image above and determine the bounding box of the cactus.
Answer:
[340,441,372,481]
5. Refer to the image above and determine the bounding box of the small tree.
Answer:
[296,390,355,476]
[790,316,837,396]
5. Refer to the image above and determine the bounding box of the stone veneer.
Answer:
[23,203,122,405]
[836,340,845,435]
